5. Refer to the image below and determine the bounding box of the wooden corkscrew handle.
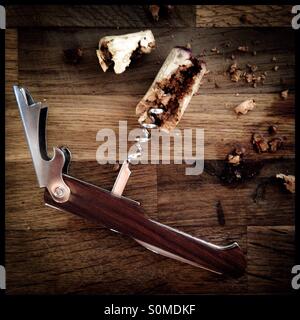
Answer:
[44,174,246,276]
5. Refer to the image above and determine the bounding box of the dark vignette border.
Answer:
[0,0,299,312]
[295,21,299,266]
[0,21,5,296]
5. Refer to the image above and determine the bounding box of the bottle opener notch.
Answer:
[14,85,70,203]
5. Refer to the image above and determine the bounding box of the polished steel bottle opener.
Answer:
[14,85,246,276]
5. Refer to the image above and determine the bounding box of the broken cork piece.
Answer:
[96,30,155,74]
[280,89,289,100]
[135,46,206,132]
[227,146,246,166]
[276,174,295,193]
[221,146,261,185]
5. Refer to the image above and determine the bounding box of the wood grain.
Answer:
[6,226,247,294]
[6,5,195,28]
[197,5,292,27]
[5,29,18,95]
[5,93,295,162]
[18,28,295,96]
[247,226,295,293]
[157,161,295,228]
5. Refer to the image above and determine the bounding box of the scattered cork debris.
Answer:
[211,47,220,54]
[269,137,283,152]
[245,73,253,83]
[280,89,289,100]
[227,62,267,87]
[227,146,246,165]
[229,63,237,73]
[273,65,279,71]
[221,146,262,184]
[247,64,258,72]
[238,46,249,52]
[252,126,284,153]
[271,56,277,62]
[234,99,256,115]
[276,174,295,193]
[231,70,243,82]
[228,63,242,82]
[252,133,269,153]
[227,154,241,165]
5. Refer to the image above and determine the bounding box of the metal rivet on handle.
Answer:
[53,186,65,198]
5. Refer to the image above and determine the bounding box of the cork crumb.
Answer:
[252,134,269,153]
[221,146,261,184]
[252,126,284,153]
[227,146,246,166]
[211,47,220,54]
[228,63,242,82]
[280,89,289,100]
[228,62,266,86]
[276,174,295,193]
[235,99,256,115]
[268,137,283,153]
[238,46,249,52]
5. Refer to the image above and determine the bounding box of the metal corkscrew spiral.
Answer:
[112,106,165,196]
[127,107,165,163]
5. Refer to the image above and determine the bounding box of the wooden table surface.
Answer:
[5,5,295,294]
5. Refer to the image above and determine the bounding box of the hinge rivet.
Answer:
[53,186,65,198]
